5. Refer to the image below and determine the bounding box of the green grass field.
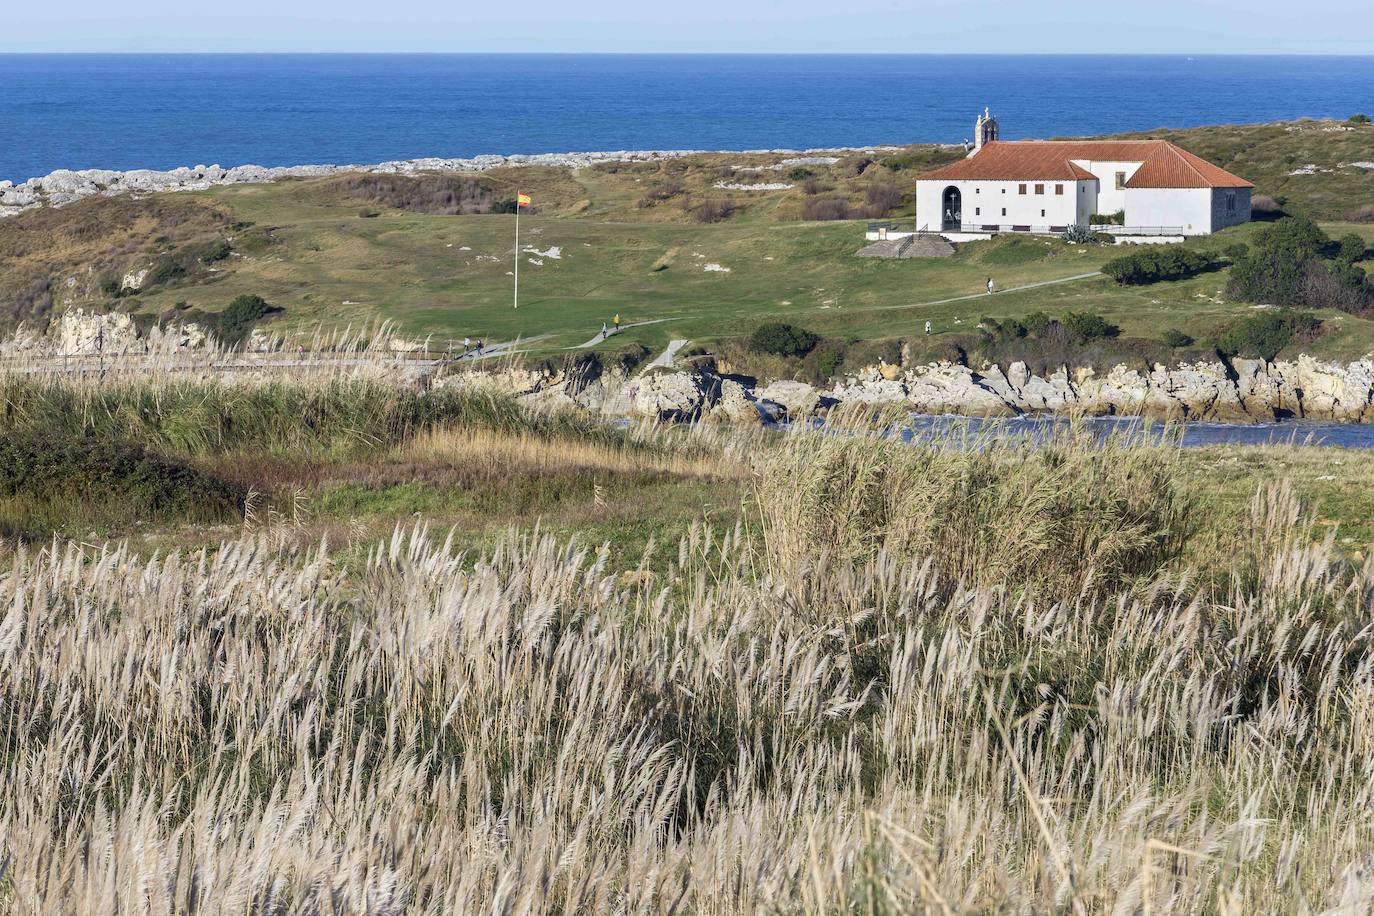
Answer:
[126,180,1374,359]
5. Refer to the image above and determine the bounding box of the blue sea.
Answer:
[2,53,1373,183]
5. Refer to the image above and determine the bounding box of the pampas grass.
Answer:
[1,430,1372,911]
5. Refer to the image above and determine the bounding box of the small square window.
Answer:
[975,188,980,194]
[1018,184,1027,195]
[1001,188,1006,194]
[1034,184,1044,195]
[1041,209,1046,218]
[1115,171,1127,190]
[1001,207,1006,216]
[975,207,981,216]
[1055,184,1064,195]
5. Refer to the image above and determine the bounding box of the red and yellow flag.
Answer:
[517,192,532,208]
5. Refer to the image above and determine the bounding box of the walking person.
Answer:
[986,277,995,295]
[924,320,932,336]
[601,321,608,340]
[475,339,484,357]
[462,336,471,356]
[612,313,622,334]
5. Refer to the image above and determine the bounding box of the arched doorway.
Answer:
[942,186,962,231]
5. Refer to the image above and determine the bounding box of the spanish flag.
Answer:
[517,192,532,208]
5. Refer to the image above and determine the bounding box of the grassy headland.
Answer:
[3,119,1371,373]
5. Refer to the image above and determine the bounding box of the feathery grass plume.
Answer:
[2,399,1374,912]
[753,409,1195,597]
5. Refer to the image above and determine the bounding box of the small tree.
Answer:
[1161,329,1194,349]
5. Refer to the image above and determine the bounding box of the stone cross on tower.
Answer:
[973,106,999,154]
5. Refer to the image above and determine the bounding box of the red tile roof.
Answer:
[920,140,1252,189]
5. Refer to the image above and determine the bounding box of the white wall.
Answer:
[1071,160,1143,217]
[1121,187,1215,234]
[917,179,1083,231]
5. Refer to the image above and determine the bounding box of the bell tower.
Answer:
[973,106,999,154]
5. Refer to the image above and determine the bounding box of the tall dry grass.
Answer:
[2,419,1373,912]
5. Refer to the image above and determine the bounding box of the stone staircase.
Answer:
[855,233,955,259]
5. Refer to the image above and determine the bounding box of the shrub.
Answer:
[785,167,812,181]
[0,433,245,535]
[200,239,232,262]
[1224,243,1249,261]
[1090,210,1125,226]
[1338,233,1367,263]
[358,208,380,218]
[1218,309,1322,361]
[1062,311,1120,342]
[1350,113,1372,124]
[1061,224,1095,243]
[1299,260,1374,314]
[147,260,186,285]
[490,198,518,214]
[1102,247,1215,285]
[1022,311,1053,336]
[801,177,830,195]
[1226,217,1333,305]
[685,198,736,223]
[636,181,683,207]
[862,182,902,217]
[801,197,852,221]
[1250,195,1287,220]
[1161,328,1194,348]
[218,294,274,345]
[748,322,818,358]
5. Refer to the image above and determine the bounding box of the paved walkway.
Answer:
[574,318,680,349]
[853,271,1103,314]
[646,339,689,371]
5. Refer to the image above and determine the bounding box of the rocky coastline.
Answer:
[0,146,906,218]
[7,310,1374,425]
[440,351,1374,425]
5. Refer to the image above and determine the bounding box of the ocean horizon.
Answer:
[3,53,1373,183]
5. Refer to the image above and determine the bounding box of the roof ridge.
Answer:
[1163,141,1209,185]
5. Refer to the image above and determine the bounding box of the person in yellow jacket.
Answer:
[612,313,622,333]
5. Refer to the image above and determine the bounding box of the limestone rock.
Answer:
[711,379,763,424]
[626,370,716,421]
[756,380,820,419]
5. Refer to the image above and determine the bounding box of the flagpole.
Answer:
[513,194,520,310]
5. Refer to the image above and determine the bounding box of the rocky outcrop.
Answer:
[825,355,1374,422]
[431,353,1374,425]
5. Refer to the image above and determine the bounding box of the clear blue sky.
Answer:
[3,0,1371,54]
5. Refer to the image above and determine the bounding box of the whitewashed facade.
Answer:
[915,111,1252,238]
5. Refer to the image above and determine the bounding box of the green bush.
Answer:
[785,166,813,181]
[1062,312,1120,343]
[200,240,233,263]
[748,322,818,358]
[1224,243,1249,261]
[1022,311,1053,336]
[1090,210,1125,226]
[0,434,245,536]
[1338,234,1367,263]
[1227,217,1333,306]
[218,294,274,345]
[490,198,518,214]
[1350,113,1372,124]
[147,261,186,285]
[1102,246,1216,285]
[1218,309,1321,361]
[1161,328,1194,349]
